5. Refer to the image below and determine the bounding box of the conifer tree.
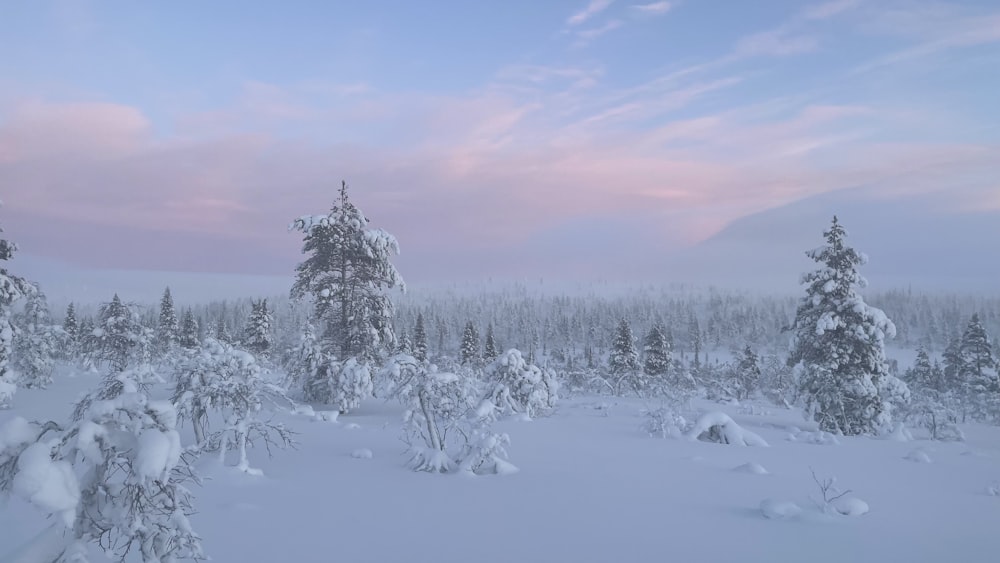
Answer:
[180,309,200,350]
[290,181,404,363]
[63,302,79,353]
[905,347,963,440]
[731,344,761,401]
[88,294,143,373]
[788,216,905,435]
[460,321,480,366]
[396,330,412,355]
[156,287,179,354]
[413,312,428,362]
[243,298,274,359]
[609,317,642,396]
[484,323,500,362]
[0,207,33,408]
[958,314,999,421]
[642,323,671,382]
[13,287,60,389]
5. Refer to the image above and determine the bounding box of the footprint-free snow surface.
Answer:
[2,369,999,562]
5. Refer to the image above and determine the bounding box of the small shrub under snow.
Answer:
[760,499,802,519]
[734,462,769,475]
[904,448,933,464]
[686,412,769,447]
[786,430,840,446]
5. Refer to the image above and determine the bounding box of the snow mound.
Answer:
[11,442,80,527]
[986,482,1000,496]
[760,499,801,519]
[831,497,869,516]
[0,417,34,450]
[313,410,340,423]
[733,462,769,475]
[293,405,316,417]
[344,423,361,430]
[686,412,769,447]
[787,430,840,446]
[904,448,932,464]
[880,422,913,442]
[351,448,374,459]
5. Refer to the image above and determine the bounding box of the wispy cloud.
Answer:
[802,0,861,21]
[631,1,672,16]
[572,19,624,46]
[734,29,819,58]
[853,12,1000,73]
[567,0,615,26]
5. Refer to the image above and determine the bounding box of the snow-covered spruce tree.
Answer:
[787,216,906,435]
[63,302,79,358]
[486,348,559,418]
[243,298,274,359]
[0,209,34,408]
[608,317,643,396]
[413,312,428,362]
[460,321,480,366]
[381,354,516,475]
[156,287,180,356]
[285,321,324,395]
[289,181,404,410]
[483,323,500,362]
[179,309,200,350]
[730,345,761,401]
[173,338,293,473]
[904,347,963,440]
[12,286,61,389]
[0,368,204,562]
[213,318,233,344]
[87,294,144,374]
[642,323,671,394]
[958,314,999,422]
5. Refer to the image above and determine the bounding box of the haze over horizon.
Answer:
[2,0,998,301]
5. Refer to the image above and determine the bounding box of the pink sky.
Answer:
[2,0,999,297]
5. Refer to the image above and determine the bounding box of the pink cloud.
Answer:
[1,88,996,282]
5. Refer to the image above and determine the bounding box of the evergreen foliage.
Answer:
[788,217,906,435]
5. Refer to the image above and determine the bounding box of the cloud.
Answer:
[734,29,819,57]
[2,87,994,285]
[567,0,615,26]
[631,1,672,16]
[801,0,861,21]
[572,19,624,46]
[852,12,1000,73]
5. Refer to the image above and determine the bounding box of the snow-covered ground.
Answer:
[2,368,999,563]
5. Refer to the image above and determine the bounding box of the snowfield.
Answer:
[2,367,999,563]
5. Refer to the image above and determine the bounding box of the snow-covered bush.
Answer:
[383,354,516,475]
[173,338,293,474]
[686,412,769,447]
[0,368,204,561]
[486,348,558,418]
[286,323,374,413]
[641,404,688,439]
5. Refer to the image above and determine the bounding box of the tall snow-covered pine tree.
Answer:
[788,216,904,435]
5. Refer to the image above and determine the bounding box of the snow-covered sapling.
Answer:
[0,368,205,562]
[384,354,516,475]
[173,338,294,475]
[486,348,558,419]
[809,467,868,516]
